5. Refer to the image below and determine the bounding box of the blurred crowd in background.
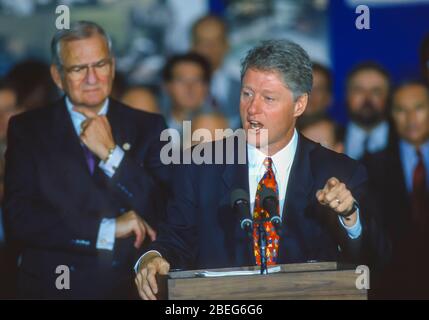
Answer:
[0,0,429,299]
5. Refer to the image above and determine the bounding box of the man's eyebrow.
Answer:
[67,58,110,68]
[261,89,280,95]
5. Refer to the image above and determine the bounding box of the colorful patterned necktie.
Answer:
[253,157,280,266]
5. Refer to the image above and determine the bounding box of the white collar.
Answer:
[65,97,109,136]
[65,96,109,117]
[247,129,298,174]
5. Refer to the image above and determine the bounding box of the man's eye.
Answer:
[95,61,107,68]
[242,91,252,97]
[70,66,85,73]
[265,96,274,102]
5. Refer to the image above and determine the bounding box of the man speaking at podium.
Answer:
[135,40,388,300]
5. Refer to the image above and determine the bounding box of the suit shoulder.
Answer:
[111,99,166,127]
[361,148,394,176]
[305,137,364,180]
[9,102,58,131]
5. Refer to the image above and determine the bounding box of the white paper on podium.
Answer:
[195,266,281,277]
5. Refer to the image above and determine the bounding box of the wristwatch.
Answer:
[104,146,116,163]
[339,201,359,218]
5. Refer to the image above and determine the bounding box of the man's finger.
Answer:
[147,264,159,295]
[316,190,325,202]
[316,189,329,205]
[327,177,340,190]
[159,261,170,275]
[142,281,157,300]
[80,119,92,132]
[140,268,157,300]
[133,224,143,249]
[138,220,147,242]
[139,287,149,300]
[137,276,149,300]
[73,106,98,119]
[144,221,157,241]
[324,183,344,203]
[135,273,145,300]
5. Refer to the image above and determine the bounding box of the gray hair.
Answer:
[240,39,313,100]
[51,20,112,68]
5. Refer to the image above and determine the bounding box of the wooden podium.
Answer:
[157,262,367,300]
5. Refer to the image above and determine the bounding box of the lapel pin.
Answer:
[122,143,131,151]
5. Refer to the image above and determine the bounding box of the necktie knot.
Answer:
[263,157,273,171]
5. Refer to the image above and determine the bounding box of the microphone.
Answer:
[231,189,252,234]
[260,187,282,229]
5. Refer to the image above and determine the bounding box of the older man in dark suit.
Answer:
[3,21,170,299]
[134,40,389,300]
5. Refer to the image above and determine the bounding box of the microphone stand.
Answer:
[258,221,268,275]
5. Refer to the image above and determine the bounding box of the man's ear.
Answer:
[50,64,64,91]
[293,93,308,117]
[110,57,116,81]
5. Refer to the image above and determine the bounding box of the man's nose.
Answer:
[247,96,262,115]
[85,66,98,85]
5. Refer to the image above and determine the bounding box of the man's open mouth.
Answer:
[249,120,264,132]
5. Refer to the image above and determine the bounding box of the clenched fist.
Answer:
[74,106,115,161]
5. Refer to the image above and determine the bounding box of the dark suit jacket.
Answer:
[3,97,170,299]
[147,134,388,271]
[364,142,429,298]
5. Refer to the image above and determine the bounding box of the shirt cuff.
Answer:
[338,207,362,239]
[96,218,116,250]
[99,145,125,178]
[134,250,162,274]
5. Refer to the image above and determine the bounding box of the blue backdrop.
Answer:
[328,1,429,124]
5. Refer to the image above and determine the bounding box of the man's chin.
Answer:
[81,97,108,109]
[246,129,270,151]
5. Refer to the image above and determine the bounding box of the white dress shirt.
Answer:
[247,130,297,216]
[65,97,125,251]
[345,121,389,160]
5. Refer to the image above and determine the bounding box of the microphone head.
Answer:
[271,216,282,226]
[231,188,250,208]
[260,187,277,205]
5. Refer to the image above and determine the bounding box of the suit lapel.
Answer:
[220,137,254,266]
[282,134,315,223]
[277,134,315,263]
[106,99,137,154]
[51,98,93,176]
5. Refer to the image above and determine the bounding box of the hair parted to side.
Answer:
[51,20,112,69]
[240,39,313,101]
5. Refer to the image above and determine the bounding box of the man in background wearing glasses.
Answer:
[3,21,170,299]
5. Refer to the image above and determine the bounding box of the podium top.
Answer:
[158,261,367,300]
[168,261,338,279]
